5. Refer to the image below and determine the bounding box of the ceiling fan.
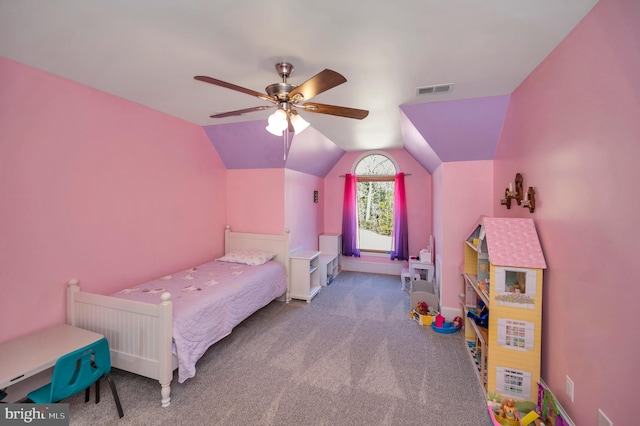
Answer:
[194,62,369,135]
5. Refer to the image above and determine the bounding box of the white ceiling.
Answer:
[0,0,599,152]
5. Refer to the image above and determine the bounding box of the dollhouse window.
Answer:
[497,319,534,351]
[496,367,531,400]
[494,267,537,308]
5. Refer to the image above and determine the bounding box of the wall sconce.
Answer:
[500,172,537,213]
[500,173,523,209]
[520,187,536,213]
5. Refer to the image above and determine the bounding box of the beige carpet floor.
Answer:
[64,271,491,425]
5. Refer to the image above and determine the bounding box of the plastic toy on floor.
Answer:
[410,302,436,326]
[487,393,543,426]
[494,398,520,426]
[431,313,461,334]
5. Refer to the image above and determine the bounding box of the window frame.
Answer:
[351,152,398,254]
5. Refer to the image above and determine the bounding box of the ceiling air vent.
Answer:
[416,83,453,96]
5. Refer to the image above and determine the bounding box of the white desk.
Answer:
[409,257,434,282]
[0,324,104,390]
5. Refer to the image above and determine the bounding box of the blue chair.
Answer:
[28,337,124,418]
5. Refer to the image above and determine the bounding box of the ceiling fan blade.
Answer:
[194,76,275,103]
[301,102,369,120]
[210,105,273,118]
[288,69,347,102]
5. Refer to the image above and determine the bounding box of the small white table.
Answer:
[409,257,435,282]
[0,324,104,390]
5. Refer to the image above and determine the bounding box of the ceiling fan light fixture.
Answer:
[265,123,284,136]
[266,108,288,135]
[291,113,310,134]
[268,108,287,126]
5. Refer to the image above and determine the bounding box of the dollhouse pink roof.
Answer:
[483,217,547,269]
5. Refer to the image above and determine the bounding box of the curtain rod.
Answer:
[339,173,412,177]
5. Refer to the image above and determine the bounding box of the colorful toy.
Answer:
[431,320,460,334]
[467,300,489,328]
[452,316,463,328]
[410,302,434,326]
[493,398,520,426]
[416,302,429,316]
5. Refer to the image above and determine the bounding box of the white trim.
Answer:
[440,306,462,321]
[340,257,403,275]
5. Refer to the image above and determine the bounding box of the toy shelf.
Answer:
[463,273,489,307]
[462,302,489,391]
[461,216,546,404]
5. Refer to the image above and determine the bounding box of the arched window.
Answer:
[352,152,398,253]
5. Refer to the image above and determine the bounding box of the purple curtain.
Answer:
[390,172,408,260]
[341,173,360,257]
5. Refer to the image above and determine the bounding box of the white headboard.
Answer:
[224,226,291,289]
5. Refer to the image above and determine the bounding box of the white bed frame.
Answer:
[67,226,290,407]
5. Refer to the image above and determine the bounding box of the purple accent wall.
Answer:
[400,110,442,173]
[401,96,510,162]
[204,120,345,177]
[285,127,345,177]
[204,121,287,169]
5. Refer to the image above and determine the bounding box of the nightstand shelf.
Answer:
[290,250,321,302]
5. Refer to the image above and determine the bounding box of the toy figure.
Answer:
[495,398,519,425]
[452,316,463,328]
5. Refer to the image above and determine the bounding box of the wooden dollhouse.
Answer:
[462,216,546,403]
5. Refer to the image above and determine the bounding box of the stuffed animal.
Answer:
[411,302,432,324]
[416,302,429,316]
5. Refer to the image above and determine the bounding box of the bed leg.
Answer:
[160,383,171,408]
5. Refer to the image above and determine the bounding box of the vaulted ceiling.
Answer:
[1,1,599,175]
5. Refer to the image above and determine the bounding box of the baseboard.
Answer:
[341,256,404,276]
[441,305,463,321]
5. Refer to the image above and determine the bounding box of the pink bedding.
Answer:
[112,259,287,383]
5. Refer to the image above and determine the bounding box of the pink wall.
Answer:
[226,169,285,235]
[433,161,493,314]
[493,0,639,423]
[285,169,323,251]
[324,149,433,256]
[226,169,322,251]
[0,57,227,342]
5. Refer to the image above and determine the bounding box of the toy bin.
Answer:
[410,280,439,311]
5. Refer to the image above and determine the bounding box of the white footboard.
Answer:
[67,279,175,407]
